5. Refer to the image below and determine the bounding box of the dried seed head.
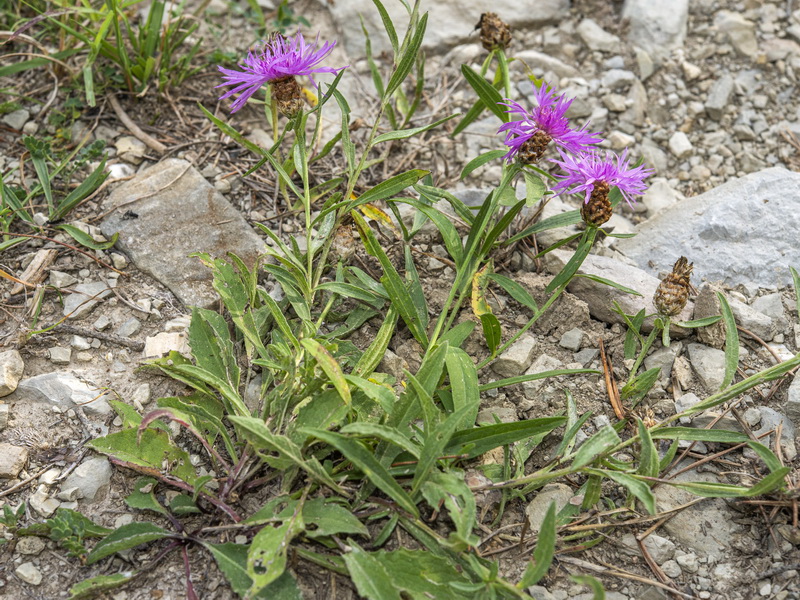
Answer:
[580,181,612,226]
[270,75,305,117]
[477,12,512,51]
[517,130,552,164]
[654,256,694,317]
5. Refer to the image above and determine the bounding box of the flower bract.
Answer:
[216,32,345,113]
[498,82,602,163]
[551,149,654,208]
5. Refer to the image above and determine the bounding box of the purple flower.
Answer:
[498,82,603,163]
[551,149,654,208]
[216,32,346,113]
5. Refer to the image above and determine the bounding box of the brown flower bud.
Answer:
[476,12,512,51]
[580,181,612,226]
[270,76,304,117]
[517,130,552,164]
[654,256,693,317]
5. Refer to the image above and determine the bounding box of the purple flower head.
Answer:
[497,82,603,163]
[551,149,654,208]
[216,32,346,113]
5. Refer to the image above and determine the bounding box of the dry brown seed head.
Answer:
[653,256,694,316]
[477,12,512,51]
[580,181,612,226]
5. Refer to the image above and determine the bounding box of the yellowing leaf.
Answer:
[471,262,493,317]
[360,202,399,234]
[301,87,318,106]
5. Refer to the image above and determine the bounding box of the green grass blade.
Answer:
[717,292,739,390]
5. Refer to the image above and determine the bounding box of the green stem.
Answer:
[627,324,660,385]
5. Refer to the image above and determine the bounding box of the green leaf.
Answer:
[439,320,476,349]
[344,545,403,600]
[460,64,507,122]
[206,543,303,600]
[791,266,800,321]
[230,417,347,495]
[636,419,660,478]
[87,429,197,485]
[420,472,478,550]
[371,0,399,55]
[303,497,369,539]
[169,494,200,515]
[523,171,547,207]
[445,347,480,429]
[487,273,538,312]
[353,307,399,377]
[345,547,471,600]
[301,428,419,517]
[412,404,473,495]
[596,470,656,514]
[666,468,790,498]
[505,209,583,244]
[546,227,597,293]
[674,316,722,328]
[247,517,304,597]
[69,573,137,600]
[373,113,459,144]
[571,425,621,469]
[620,367,660,405]
[54,158,109,221]
[398,199,463,267]
[518,501,556,588]
[574,273,642,297]
[57,224,118,251]
[445,417,566,460]
[650,427,750,443]
[86,522,171,564]
[384,12,427,99]
[125,477,167,516]
[479,313,502,356]
[348,170,430,211]
[352,211,428,345]
[302,338,351,406]
[717,292,739,390]
[460,149,506,180]
[339,422,421,458]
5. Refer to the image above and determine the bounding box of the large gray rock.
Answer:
[622,0,688,62]
[616,168,800,289]
[544,250,693,334]
[11,373,112,417]
[322,0,570,56]
[100,159,266,309]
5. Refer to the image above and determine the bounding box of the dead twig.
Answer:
[107,92,167,154]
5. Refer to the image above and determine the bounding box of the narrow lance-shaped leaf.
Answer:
[717,292,739,390]
[518,501,557,588]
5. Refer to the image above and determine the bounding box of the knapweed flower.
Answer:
[216,32,346,115]
[654,256,693,317]
[498,82,603,164]
[477,12,512,51]
[551,149,653,225]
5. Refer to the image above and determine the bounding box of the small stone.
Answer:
[477,406,517,424]
[115,136,147,165]
[57,486,83,502]
[574,348,599,367]
[492,335,537,377]
[114,513,135,528]
[143,332,190,358]
[116,317,141,338]
[668,131,693,158]
[602,69,636,90]
[60,457,112,502]
[48,346,72,364]
[131,383,151,408]
[39,468,61,485]
[16,536,46,555]
[715,11,758,58]
[0,350,24,397]
[675,392,702,422]
[110,253,128,270]
[93,315,112,331]
[705,75,734,121]
[577,18,621,52]
[164,315,191,332]
[49,270,78,288]
[63,281,113,319]
[0,444,27,479]
[676,552,699,573]
[559,328,584,352]
[661,559,682,579]
[15,562,43,586]
[3,109,31,130]
[71,336,91,350]
[682,61,702,80]
[0,403,8,430]
[526,483,574,534]
[76,351,93,362]
[643,534,676,564]
[30,484,60,517]
[686,343,726,392]
[743,407,762,427]
[522,354,564,397]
